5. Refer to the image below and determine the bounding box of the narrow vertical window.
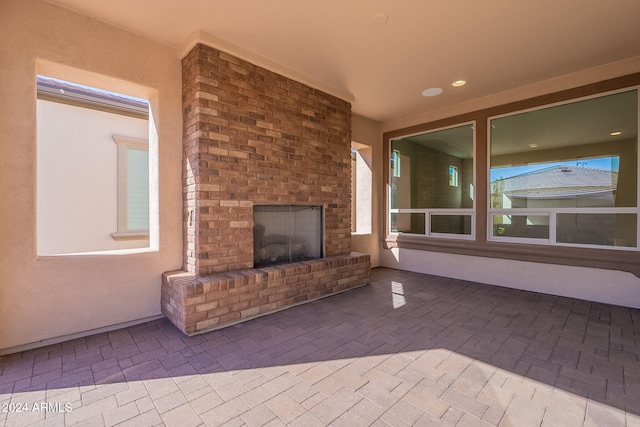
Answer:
[391,150,401,177]
[449,165,459,187]
[112,136,150,240]
[390,122,475,237]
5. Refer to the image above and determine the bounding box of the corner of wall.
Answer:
[351,114,383,267]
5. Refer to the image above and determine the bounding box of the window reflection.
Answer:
[489,89,638,248]
[392,124,474,210]
[390,123,474,237]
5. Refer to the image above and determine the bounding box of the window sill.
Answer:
[385,234,640,278]
[111,231,150,241]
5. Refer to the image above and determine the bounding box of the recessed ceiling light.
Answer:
[610,131,622,136]
[452,80,466,87]
[373,13,388,24]
[528,143,539,148]
[422,87,443,97]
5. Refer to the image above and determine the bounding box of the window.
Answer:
[385,76,640,275]
[489,88,638,249]
[112,136,150,240]
[351,148,357,232]
[449,165,459,187]
[37,74,151,255]
[391,150,401,177]
[389,123,475,238]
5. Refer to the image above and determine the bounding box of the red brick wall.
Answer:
[162,253,371,334]
[182,44,352,275]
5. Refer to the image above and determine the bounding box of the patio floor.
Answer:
[1,267,639,426]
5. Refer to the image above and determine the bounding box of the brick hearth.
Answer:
[162,253,370,335]
[161,44,370,334]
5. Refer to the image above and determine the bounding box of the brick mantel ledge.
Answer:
[162,253,371,335]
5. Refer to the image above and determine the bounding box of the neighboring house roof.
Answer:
[36,75,149,117]
[494,165,618,199]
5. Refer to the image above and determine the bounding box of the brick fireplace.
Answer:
[161,44,370,335]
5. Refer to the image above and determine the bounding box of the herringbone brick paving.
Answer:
[1,267,639,426]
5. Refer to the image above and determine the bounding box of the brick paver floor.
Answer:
[1,267,639,426]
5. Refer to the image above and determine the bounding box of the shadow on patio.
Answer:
[1,267,639,426]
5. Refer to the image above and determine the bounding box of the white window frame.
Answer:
[489,208,638,250]
[487,87,640,251]
[391,150,401,178]
[390,209,475,239]
[388,121,476,240]
[449,165,459,187]
[111,135,150,241]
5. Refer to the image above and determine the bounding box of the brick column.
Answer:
[181,44,352,275]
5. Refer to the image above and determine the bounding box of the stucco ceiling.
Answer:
[45,0,640,123]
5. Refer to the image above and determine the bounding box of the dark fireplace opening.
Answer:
[253,205,324,268]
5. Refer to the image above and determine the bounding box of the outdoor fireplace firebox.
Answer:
[253,205,323,267]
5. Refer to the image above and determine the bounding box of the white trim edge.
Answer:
[111,231,150,241]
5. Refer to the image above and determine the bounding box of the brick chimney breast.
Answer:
[163,44,370,335]
[182,44,353,275]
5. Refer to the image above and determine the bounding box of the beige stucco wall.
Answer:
[0,0,182,352]
[351,114,382,267]
[382,56,640,133]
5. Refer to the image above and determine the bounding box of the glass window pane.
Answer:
[391,213,425,234]
[431,215,471,235]
[391,124,474,209]
[490,90,637,210]
[449,166,459,187]
[557,213,637,247]
[492,215,549,239]
[127,148,149,230]
[491,158,623,209]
